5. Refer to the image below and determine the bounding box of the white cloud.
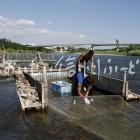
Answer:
[0,16,92,44]
[0,16,7,23]
[16,19,35,26]
[0,16,35,28]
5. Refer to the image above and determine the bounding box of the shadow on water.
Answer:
[0,77,103,140]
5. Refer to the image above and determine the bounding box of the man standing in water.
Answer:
[72,49,94,104]
[72,64,91,104]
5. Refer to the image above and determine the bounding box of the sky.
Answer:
[0,0,140,45]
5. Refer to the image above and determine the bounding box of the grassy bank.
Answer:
[0,38,140,56]
[0,38,54,53]
[96,45,140,56]
[95,50,126,55]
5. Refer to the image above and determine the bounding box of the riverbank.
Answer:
[1,38,140,56]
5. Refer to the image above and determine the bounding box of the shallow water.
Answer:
[0,77,140,140]
[0,77,102,140]
[3,53,140,140]
[48,93,140,140]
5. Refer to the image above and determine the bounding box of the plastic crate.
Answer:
[51,81,72,96]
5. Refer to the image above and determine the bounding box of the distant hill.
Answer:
[0,38,27,50]
[0,38,53,53]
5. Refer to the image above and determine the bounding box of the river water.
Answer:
[0,77,101,140]
[1,54,140,140]
[0,77,140,140]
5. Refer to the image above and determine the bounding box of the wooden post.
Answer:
[90,45,94,75]
[7,62,10,76]
[41,83,45,110]
[84,61,86,78]
[91,56,94,75]
[125,81,129,100]
[122,70,128,98]
[41,65,48,110]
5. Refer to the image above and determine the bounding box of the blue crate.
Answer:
[51,81,72,96]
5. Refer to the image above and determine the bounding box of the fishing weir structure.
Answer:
[93,71,140,101]
[1,44,140,112]
[15,67,140,112]
[0,52,15,77]
[15,64,69,111]
[15,66,48,111]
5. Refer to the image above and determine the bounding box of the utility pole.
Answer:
[116,39,119,52]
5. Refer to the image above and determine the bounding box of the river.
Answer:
[0,76,140,140]
[0,77,101,140]
[0,54,140,140]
